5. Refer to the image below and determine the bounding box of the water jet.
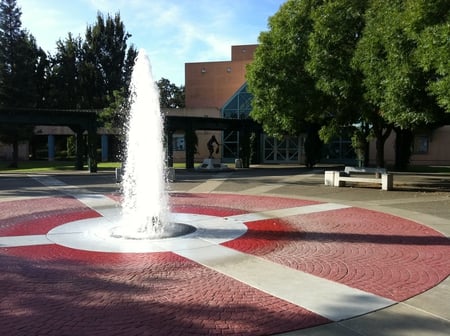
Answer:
[114,49,172,239]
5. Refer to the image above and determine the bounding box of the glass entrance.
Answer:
[222,130,239,160]
[263,135,302,163]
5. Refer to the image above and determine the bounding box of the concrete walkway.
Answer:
[0,166,448,335]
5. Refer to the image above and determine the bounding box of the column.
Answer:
[101,134,108,162]
[48,134,55,161]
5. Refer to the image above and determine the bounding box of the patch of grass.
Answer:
[97,162,122,170]
[173,162,187,169]
[0,160,121,173]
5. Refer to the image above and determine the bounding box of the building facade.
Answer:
[181,44,305,164]
[180,45,260,162]
[370,125,450,166]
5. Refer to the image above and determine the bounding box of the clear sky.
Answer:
[17,0,285,86]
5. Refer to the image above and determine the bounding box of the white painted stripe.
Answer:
[188,172,233,193]
[281,173,316,183]
[176,243,396,321]
[188,180,224,193]
[242,184,284,194]
[0,234,52,247]
[72,194,119,217]
[227,203,351,222]
[30,175,67,186]
[30,175,119,217]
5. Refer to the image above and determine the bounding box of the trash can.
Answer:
[235,159,243,168]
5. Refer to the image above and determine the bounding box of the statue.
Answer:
[207,135,220,158]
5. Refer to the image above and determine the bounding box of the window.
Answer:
[173,135,185,151]
[221,83,252,120]
[413,135,429,154]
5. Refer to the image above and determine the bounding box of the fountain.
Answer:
[112,49,190,239]
[42,49,247,252]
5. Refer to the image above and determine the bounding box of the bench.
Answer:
[344,166,386,175]
[324,167,393,191]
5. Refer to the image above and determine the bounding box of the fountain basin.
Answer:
[46,211,248,253]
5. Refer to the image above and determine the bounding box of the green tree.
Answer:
[48,33,84,108]
[0,0,46,167]
[99,46,137,132]
[247,0,333,168]
[304,124,323,168]
[46,12,136,169]
[82,12,136,108]
[157,77,185,108]
[306,0,368,129]
[353,0,446,168]
[355,0,437,127]
[247,0,327,138]
[406,0,450,113]
[306,0,376,165]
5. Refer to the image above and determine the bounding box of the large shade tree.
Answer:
[246,0,328,166]
[48,13,137,167]
[353,0,447,168]
[47,33,84,109]
[248,0,449,168]
[306,0,378,166]
[406,0,450,114]
[49,13,137,116]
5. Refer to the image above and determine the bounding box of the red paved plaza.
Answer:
[1,191,449,336]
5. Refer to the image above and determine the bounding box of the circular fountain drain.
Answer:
[110,222,197,240]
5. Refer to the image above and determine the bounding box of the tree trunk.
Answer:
[375,136,385,168]
[10,140,19,168]
[394,128,413,171]
[373,125,392,168]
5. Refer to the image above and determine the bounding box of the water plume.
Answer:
[118,49,169,238]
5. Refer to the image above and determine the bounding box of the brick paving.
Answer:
[0,170,449,335]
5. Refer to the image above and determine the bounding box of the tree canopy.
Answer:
[0,1,185,167]
[0,0,45,166]
[406,0,450,114]
[247,0,326,137]
[157,78,185,109]
[247,0,449,167]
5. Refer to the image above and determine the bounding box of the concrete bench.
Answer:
[324,169,393,191]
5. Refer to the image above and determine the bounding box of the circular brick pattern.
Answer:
[0,192,449,335]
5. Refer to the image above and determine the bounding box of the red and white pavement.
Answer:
[0,175,449,335]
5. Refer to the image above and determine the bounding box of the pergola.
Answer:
[165,115,262,168]
[0,108,262,171]
[0,108,98,172]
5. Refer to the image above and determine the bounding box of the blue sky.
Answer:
[17,0,285,86]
